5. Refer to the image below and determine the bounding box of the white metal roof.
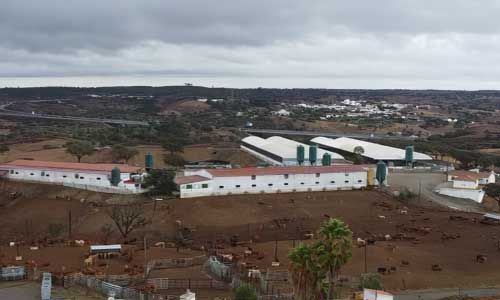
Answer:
[311,137,432,161]
[90,244,122,251]
[242,136,344,160]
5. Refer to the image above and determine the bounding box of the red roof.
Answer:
[0,160,141,173]
[206,165,369,177]
[450,170,491,182]
[175,175,211,185]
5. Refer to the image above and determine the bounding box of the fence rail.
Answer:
[148,278,228,291]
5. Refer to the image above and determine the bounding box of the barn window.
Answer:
[316,173,320,178]
[186,184,193,189]
[219,186,224,189]
[284,174,289,179]
[268,183,273,187]
[284,183,289,186]
[30,173,34,176]
[251,175,256,180]
[300,182,304,185]
[345,173,349,176]
[41,171,45,176]
[80,177,84,179]
[15,172,19,174]
[46,174,50,177]
[252,184,257,187]
[97,177,101,180]
[315,181,319,184]
[74,173,79,179]
[9,170,14,174]
[202,183,208,188]
[62,175,67,178]
[235,185,241,188]
[358,180,363,183]
[345,180,349,183]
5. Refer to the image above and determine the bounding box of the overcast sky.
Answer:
[1,1,500,89]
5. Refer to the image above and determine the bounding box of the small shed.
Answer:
[90,244,122,255]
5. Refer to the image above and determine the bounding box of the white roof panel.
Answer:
[311,137,432,161]
[90,244,122,251]
[242,136,344,160]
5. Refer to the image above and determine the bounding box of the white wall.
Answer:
[180,171,367,198]
[452,180,478,189]
[437,187,485,203]
[4,167,143,194]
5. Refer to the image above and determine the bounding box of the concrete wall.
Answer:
[438,188,485,203]
[180,171,367,198]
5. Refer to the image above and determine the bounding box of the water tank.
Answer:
[110,167,121,186]
[321,153,331,166]
[376,161,387,186]
[309,145,317,165]
[145,152,154,170]
[405,145,414,166]
[297,145,305,165]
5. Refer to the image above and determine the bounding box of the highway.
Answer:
[244,128,416,140]
[0,101,149,126]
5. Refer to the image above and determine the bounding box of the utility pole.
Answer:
[144,236,148,279]
[364,244,368,273]
[68,209,72,239]
[418,179,422,202]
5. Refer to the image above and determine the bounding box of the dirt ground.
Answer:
[2,166,500,292]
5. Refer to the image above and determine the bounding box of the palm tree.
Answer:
[289,243,326,300]
[317,218,353,300]
[289,243,313,300]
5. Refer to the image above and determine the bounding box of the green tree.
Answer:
[111,144,138,163]
[317,218,353,300]
[0,144,8,154]
[143,169,177,196]
[234,285,257,300]
[162,138,185,155]
[65,140,95,162]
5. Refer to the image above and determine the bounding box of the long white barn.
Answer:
[0,160,145,194]
[241,136,344,166]
[175,165,374,198]
[311,137,432,165]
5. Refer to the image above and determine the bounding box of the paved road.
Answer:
[245,128,416,140]
[0,101,149,126]
[394,287,500,300]
[388,172,485,213]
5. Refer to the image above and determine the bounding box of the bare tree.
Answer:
[107,203,147,239]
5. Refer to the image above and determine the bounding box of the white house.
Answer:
[0,160,145,194]
[175,165,373,198]
[436,170,495,203]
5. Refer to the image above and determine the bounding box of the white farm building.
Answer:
[175,165,376,198]
[241,136,344,166]
[436,170,496,203]
[311,137,432,166]
[0,160,145,194]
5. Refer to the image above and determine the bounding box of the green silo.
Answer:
[110,167,121,186]
[405,145,414,167]
[376,161,387,186]
[145,152,154,171]
[297,145,305,165]
[322,153,332,166]
[309,145,317,165]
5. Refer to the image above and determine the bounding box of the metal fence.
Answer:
[64,273,141,299]
[146,255,207,276]
[148,278,228,291]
